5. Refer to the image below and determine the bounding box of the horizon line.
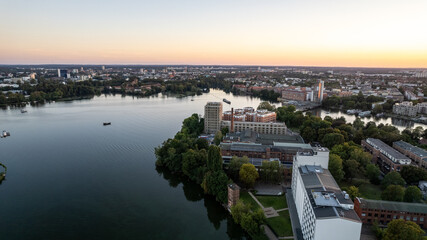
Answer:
[0,63,426,70]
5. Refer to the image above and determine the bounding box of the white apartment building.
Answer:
[418,102,427,115]
[291,148,362,240]
[393,101,418,117]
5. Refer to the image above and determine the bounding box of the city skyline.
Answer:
[1,0,427,68]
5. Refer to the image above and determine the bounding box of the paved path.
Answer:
[248,191,265,208]
[263,225,279,240]
[276,208,289,212]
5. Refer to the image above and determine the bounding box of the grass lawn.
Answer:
[255,195,288,210]
[240,191,261,211]
[339,179,382,200]
[266,211,293,237]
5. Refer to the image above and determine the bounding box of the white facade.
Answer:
[393,102,418,117]
[315,218,362,240]
[291,150,362,240]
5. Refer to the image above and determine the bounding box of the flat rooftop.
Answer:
[366,138,411,163]
[394,140,427,160]
[299,165,360,222]
[359,198,427,214]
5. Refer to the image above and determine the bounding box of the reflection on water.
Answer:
[310,108,425,131]
[0,89,262,240]
[156,166,249,239]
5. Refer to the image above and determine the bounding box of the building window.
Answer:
[407,216,411,221]
[414,217,417,221]
[393,215,397,219]
[362,213,366,217]
[400,216,404,219]
[421,217,424,222]
[368,213,372,217]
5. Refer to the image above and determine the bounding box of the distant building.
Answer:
[317,80,324,102]
[418,102,427,115]
[291,148,362,240]
[393,140,427,169]
[393,101,418,117]
[204,102,223,134]
[282,89,307,101]
[354,198,427,228]
[57,69,68,78]
[361,138,411,173]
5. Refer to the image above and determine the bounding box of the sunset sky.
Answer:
[1,0,426,67]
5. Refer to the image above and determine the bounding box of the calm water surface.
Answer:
[310,109,426,131]
[0,90,264,240]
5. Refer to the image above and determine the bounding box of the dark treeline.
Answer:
[0,76,234,106]
[155,114,267,239]
[322,92,388,111]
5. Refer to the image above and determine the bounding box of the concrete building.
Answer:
[418,102,427,115]
[361,138,411,173]
[354,198,427,228]
[204,102,223,134]
[291,148,362,240]
[393,101,418,117]
[393,140,427,169]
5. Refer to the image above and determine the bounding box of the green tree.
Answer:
[228,156,249,181]
[213,131,223,145]
[239,163,259,188]
[231,201,266,237]
[321,133,345,149]
[404,186,422,203]
[383,219,425,240]
[345,186,360,200]
[400,165,427,185]
[349,148,372,170]
[365,164,381,184]
[202,170,229,203]
[207,145,222,171]
[221,127,229,136]
[328,154,344,183]
[260,160,282,184]
[182,149,208,184]
[381,172,405,189]
[344,159,360,182]
[381,185,405,201]
[257,101,275,111]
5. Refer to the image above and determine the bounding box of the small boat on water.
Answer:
[21,109,27,113]
[1,130,10,138]
[103,122,111,126]
[191,99,194,101]
[223,98,231,104]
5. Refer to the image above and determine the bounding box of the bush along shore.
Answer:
[0,162,7,183]
[155,114,267,239]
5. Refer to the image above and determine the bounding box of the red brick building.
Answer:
[281,89,307,101]
[361,138,411,173]
[354,198,427,229]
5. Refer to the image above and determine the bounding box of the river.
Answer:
[0,89,265,240]
[310,109,426,131]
